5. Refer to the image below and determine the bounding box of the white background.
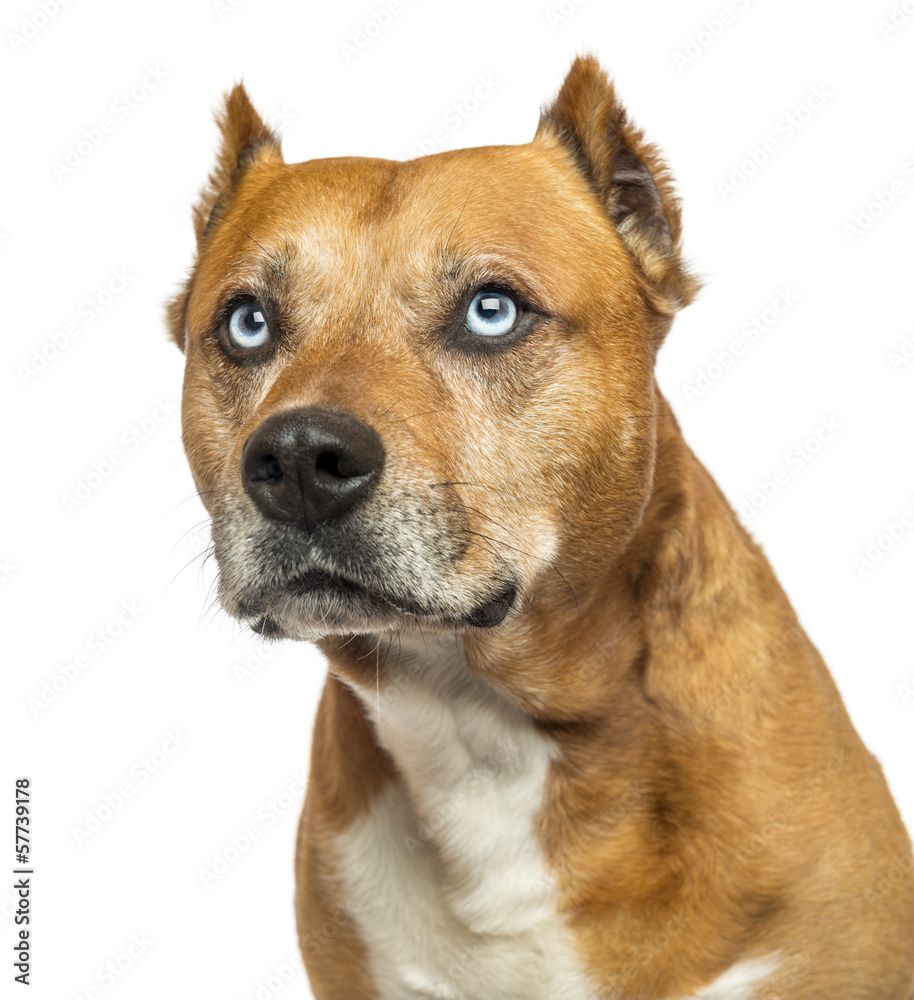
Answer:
[3,0,913,997]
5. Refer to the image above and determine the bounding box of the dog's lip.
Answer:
[285,566,410,614]
[244,567,519,634]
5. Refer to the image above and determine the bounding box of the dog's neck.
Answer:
[314,405,810,832]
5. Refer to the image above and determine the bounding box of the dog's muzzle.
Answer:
[234,406,518,636]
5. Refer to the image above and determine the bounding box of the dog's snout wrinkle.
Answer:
[241,407,385,532]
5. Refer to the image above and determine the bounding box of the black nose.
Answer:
[241,407,385,531]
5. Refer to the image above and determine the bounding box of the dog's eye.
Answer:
[228,302,270,350]
[465,290,517,337]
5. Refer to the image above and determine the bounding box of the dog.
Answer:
[168,55,914,999]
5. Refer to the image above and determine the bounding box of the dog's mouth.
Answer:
[242,566,518,640]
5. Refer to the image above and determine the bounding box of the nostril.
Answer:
[315,451,343,479]
[247,454,284,483]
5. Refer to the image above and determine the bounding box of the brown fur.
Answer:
[169,56,914,997]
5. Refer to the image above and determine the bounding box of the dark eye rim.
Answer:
[212,292,281,366]
[448,282,548,355]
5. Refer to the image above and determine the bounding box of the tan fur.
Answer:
[170,56,914,997]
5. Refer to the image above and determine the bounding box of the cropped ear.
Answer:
[535,56,700,314]
[166,84,283,350]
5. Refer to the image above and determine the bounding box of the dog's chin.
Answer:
[232,568,518,641]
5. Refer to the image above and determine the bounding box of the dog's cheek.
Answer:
[180,360,240,511]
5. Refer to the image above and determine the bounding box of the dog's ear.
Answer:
[166,84,283,351]
[536,56,699,313]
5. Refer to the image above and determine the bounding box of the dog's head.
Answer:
[168,55,698,644]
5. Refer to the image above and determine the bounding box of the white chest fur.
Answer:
[333,632,595,1000]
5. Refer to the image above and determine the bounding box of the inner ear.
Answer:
[535,55,699,312]
[608,146,671,252]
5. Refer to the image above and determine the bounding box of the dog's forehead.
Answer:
[191,140,631,326]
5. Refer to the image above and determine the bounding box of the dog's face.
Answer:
[169,57,697,645]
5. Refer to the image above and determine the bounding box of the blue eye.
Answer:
[465,290,518,337]
[228,302,269,349]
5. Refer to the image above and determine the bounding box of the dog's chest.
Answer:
[335,634,594,1000]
